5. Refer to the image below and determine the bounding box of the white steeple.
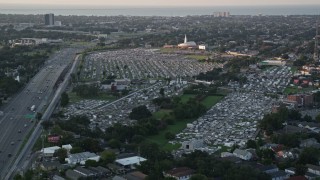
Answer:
[184,34,187,43]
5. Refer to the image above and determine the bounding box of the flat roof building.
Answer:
[45,13,55,26]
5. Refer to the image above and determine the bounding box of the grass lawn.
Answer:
[148,95,224,151]
[153,109,173,119]
[214,145,231,155]
[201,96,224,109]
[147,118,195,151]
[160,48,175,53]
[181,94,224,109]
[290,66,298,73]
[283,86,314,95]
[186,55,208,61]
[180,94,196,103]
[68,92,117,103]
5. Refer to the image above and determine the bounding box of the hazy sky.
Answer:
[1,0,320,7]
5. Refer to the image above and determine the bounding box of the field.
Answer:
[186,55,208,61]
[283,86,314,95]
[180,94,224,108]
[201,95,224,109]
[68,92,117,103]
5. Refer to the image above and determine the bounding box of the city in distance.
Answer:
[0,1,320,180]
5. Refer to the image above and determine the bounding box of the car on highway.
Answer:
[10,141,14,145]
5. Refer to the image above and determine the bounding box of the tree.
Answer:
[101,150,116,163]
[316,114,320,123]
[246,139,257,149]
[190,174,208,180]
[54,148,67,163]
[165,132,175,140]
[303,115,313,122]
[129,105,152,120]
[108,139,121,149]
[295,164,307,176]
[41,121,53,130]
[36,112,42,120]
[13,174,23,180]
[70,146,83,154]
[85,159,99,167]
[298,147,320,165]
[160,88,165,97]
[61,92,69,107]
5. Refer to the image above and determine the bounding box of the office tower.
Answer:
[44,13,55,26]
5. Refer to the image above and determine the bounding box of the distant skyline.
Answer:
[1,0,320,7]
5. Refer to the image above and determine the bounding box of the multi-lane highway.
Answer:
[0,48,80,179]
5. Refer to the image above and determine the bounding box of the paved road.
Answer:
[0,48,80,179]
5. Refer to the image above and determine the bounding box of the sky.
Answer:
[1,0,320,7]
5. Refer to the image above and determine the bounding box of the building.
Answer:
[41,146,61,157]
[233,149,252,161]
[181,139,204,151]
[65,152,100,165]
[198,44,207,50]
[164,167,195,180]
[55,21,62,26]
[115,156,147,169]
[45,13,55,26]
[125,171,148,180]
[259,60,286,66]
[213,11,230,17]
[307,164,320,176]
[52,175,66,180]
[269,170,290,180]
[300,138,319,148]
[178,35,197,49]
[286,94,314,107]
[62,144,73,152]
[65,169,85,180]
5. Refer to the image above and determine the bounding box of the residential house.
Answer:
[285,167,296,175]
[52,175,65,180]
[125,171,148,180]
[65,152,100,165]
[233,149,252,161]
[65,169,85,180]
[62,144,73,152]
[40,161,61,171]
[269,170,290,180]
[115,156,147,169]
[41,146,61,157]
[300,138,319,148]
[164,167,195,180]
[107,163,126,174]
[307,164,320,176]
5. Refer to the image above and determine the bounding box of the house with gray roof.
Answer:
[233,149,252,161]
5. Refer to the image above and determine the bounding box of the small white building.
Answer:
[65,152,100,165]
[198,44,207,50]
[62,144,73,152]
[233,149,252,161]
[182,139,204,151]
[41,146,61,157]
[115,156,147,169]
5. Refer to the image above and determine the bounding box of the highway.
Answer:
[0,48,81,179]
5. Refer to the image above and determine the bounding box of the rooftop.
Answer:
[115,156,147,166]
